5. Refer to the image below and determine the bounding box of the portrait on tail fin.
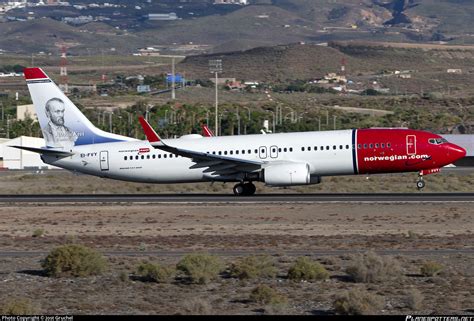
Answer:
[43,97,78,149]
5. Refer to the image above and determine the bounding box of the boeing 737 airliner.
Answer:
[14,68,466,195]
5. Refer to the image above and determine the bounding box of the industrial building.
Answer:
[0,136,57,170]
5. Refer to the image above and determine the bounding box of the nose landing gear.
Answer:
[233,182,256,196]
[416,172,425,190]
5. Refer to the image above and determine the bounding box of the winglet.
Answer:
[23,67,49,80]
[138,116,161,143]
[201,124,214,137]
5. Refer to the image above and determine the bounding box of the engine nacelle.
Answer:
[263,163,311,186]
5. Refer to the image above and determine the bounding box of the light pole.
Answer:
[235,107,241,135]
[209,59,222,136]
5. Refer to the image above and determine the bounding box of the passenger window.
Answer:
[314,146,318,151]
[375,144,379,148]
[158,154,161,159]
[289,147,293,152]
[358,144,361,149]
[369,144,373,148]
[339,145,343,149]
[212,151,216,154]
[301,147,305,151]
[363,144,367,149]
[135,155,139,160]
[272,148,276,153]
[308,147,311,151]
[248,150,251,154]
[164,154,167,158]
[141,155,144,159]
[278,148,282,152]
[326,146,329,150]
[284,148,287,152]
[242,150,245,154]
[346,145,349,149]
[224,151,228,155]
[236,150,239,155]
[230,151,233,155]
[381,143,385,148]
[387,143,391,148]
[320,146,324,150]
[124,156,127,160]
[333,145,336,150]
[146,155,149,159]
[218,151,222,155]
[152,154,155,159]
[255,149,258,154]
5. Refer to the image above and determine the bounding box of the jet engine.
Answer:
[263,163,315,186]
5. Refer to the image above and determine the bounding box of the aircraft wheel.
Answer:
[243,182,256,196]
[233,183,245,196]
[416,180,425,190]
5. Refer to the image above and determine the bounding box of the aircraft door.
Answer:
[270,145,278,158]
[406,135,416,155]
[259,146,267,159]
[100,151,109,171]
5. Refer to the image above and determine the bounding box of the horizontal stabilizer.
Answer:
[9,145,74,157]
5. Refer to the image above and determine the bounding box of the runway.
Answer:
[0,193,473,203]
[1,248,473,258]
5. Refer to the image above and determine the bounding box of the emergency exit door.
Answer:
[100,151,109,171]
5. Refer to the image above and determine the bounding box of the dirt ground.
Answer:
[0,200,472,315]
[0,171,473,314]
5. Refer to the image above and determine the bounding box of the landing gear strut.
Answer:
[416,172,425,190]
[233,182,256,196]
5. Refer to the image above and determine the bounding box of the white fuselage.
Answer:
[44,130,355,183]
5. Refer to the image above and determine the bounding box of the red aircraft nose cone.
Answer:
[449,143,466,161]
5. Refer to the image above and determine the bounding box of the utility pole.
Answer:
[171,57,176,100]
[209,59,222,136]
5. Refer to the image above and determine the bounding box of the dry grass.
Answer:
[346,251,402,283]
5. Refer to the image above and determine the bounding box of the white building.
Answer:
[16,104,38,121]
[0,136,57,169]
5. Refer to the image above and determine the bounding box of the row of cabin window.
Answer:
[206,147,294,156]
[358,143,391,149]
[124,154,180,161]
[301,145,350,152]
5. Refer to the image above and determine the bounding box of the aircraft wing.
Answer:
[138,116,264,176]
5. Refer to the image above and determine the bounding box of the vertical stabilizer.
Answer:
[24,68,134,150]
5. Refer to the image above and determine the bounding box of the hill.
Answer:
[2,0,474,55]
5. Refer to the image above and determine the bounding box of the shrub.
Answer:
[181,298,213,315]
[176,253,223,284]
[420,261,444,277]
[287,257,330,281]
[229,255,277,280]
[32,228,45,238]
[333,288,384,315]
[137,261,174,283]
[346,251,401,283]
[41,244,107,277]
[249,284,288,305]
[0,298,38,315]
[404,289,423,310]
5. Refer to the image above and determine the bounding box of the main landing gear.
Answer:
[233,182,256,196]
[416,172,425,190]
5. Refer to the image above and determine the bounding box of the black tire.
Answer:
[244,182,256,196]
[233,183,244,196]
[416,180,425,190]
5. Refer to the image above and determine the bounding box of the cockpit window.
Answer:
[428,138,448,145]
